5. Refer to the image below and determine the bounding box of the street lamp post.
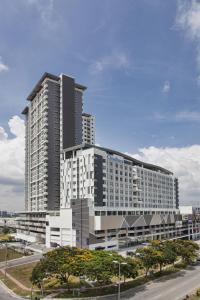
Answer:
[30,284,33,300]
[4,240,8,280]
[113,260,127,300]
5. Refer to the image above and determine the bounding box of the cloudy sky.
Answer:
[0,0,200,211]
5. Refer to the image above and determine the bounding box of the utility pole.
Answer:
[113,261,127,300]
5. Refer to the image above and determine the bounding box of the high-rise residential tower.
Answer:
[17,73,88,242]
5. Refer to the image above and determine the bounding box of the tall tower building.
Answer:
[82,113,95,145]
[18,73,87,242]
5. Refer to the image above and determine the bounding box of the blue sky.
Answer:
[1,0,200,210]
[0,0,199,152]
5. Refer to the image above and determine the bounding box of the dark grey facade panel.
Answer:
[24,113,29,211]
[62,75,76,149]
[94,154,104,206]
[47,80,60,210]
[61,75,83,149]
[74,90,83,145]
[175,178,179,209]
[71,199,89,248]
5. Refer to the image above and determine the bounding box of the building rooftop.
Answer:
[21,106,29,115]
[63,144,173,175]
[82,112,93,117]
[26,72,87,101]
[27,72,60,101]
[75,83,87,91]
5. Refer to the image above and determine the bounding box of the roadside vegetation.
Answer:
[0,232,13,242]
[0,272,31,297]
[0,229,33,261]
[0,239,198,298]
[1,226,11,235]
[29,239,199,298]
[184,288,200,300]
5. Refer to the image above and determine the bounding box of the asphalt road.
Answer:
[0,253,42,269]
[127,263,200,300]
[0,281,22,300]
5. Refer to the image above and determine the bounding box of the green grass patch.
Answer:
[6,262,37,288]
[186,288,200,300]
[0,234,12,241]
[0,272,31,297]
[0,247,23,262]
[0,272,50,299]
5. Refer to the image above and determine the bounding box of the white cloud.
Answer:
[176,0,200,69]
[0,116,25,211]
[0,56,9,73]
[153,110,200,123]
[175,110,200,122]
[130,145,200,206]
[9,115,25,137]
[89,52,130,74]
[0,127,8,140]
[26,0,55,27]
[162,80,170,93]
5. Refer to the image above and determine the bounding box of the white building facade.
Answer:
[61,145,178,213]
[48,144,180,250]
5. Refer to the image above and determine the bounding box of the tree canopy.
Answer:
[31,240,199,290]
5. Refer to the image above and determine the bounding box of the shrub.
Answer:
[196,288,200,296]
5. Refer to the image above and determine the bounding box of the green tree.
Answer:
[120,257,139,282]
[46,247,92,289]
[163,241,178,266]
[151,240,177,272]
[84,250,116,285]
[136,247,158,276]
[31,246,92,290]
[31,260,47,289]
[175,240,199,264]
[2,226,10,235]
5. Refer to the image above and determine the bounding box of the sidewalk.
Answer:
[0,279,24,300]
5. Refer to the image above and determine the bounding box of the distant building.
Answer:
[179,206,200,240]
[0,211,16,218]
[82,113,95,145]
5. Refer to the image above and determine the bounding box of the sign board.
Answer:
[175,221,183,228]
